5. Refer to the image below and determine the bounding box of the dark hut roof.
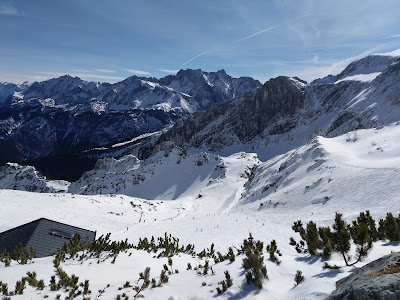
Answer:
[0,218,96,258]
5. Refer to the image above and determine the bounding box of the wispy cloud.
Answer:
[94,69,116,73]
[236,24,279,42]
[183,51,209,66]
[122,68,151,75]
[34,71,125,82]
[386,34,400,39]
[0,3,20,16]
[74,69,91,73]
[269,47,382,83]
[159,69,179,74]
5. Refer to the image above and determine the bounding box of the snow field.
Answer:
[1,124,400,299]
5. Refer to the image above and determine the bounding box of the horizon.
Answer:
[1,0,400,84]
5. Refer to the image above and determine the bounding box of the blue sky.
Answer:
[1,0,400,84]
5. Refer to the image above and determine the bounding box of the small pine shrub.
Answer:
[159,270,169,286]
[227,247,235,262]
[294,270,305,286]
[216,271,233,293]
[15,279,26,295]
[82,279,91,295]
[168,257,173,272]
[134,267,150,298]
[266,240,282,265]
[37,279,45,290]
[322,262,341,269]
[1,281,9,295]
[203,260,209,275]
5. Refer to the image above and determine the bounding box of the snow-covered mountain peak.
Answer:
[312,51,400,85]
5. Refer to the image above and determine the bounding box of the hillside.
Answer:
[0,124,399,299]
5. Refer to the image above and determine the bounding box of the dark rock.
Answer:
[327,252,400,300]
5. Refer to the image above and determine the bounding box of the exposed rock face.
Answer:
[159,76,305,150]
[158,69,261,109]
[0,163,68,192]
[327,252,400,300]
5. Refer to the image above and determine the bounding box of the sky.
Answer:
[1,0,400,84]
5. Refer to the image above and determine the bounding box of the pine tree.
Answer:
[242,233,268,289]
[317,226,333,259]
[305,221,321,255]
[381,213,400,242]
[332,213,351,266]
[349,212,374,264]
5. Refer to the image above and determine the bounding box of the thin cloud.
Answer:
[122,68,151,75]
[271,47,381,83]
[94,69,116,73]
[0,3,20,15]
[236,24,279,42]
[159,69,179,74]
[74,73,125,81]
[35,71,125,82]
[183,51,209,66]
[386,34,400,39]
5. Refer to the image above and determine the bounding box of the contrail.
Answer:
[236,24,279,42]
[182,24,279,66]
[183,51,209,66]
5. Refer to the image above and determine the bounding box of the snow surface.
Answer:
[1,125,400,299]
[335,72,381,84]
[376,48,400,57]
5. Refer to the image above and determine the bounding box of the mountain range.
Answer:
[1,50,400,300]
[0,70,260,178]
[1,50,400,183]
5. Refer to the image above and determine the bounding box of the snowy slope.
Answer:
[70,144,260,204]
[0,125,400,299]
[239,123,400,215]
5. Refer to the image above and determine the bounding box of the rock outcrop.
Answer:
[328,252,400,300]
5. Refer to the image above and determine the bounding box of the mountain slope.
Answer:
[155,53,400,161]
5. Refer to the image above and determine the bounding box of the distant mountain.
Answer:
[153,52,400,161]
[159,69,261,109]
[0,70,260,168]
[311,52,400,84]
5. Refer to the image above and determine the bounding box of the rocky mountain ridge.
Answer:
[155,53,400,161]
[0,70,260,167]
